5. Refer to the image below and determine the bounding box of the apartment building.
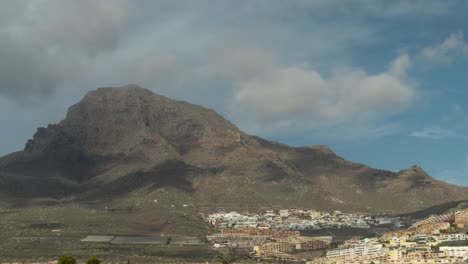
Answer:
[326,238,387,257]
[297,240,327,251]
[260,242,296,253]
[440,246,468,258]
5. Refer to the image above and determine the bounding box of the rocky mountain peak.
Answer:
[399,165,429,176]
[25,85,244,158]
[1,85,467,214]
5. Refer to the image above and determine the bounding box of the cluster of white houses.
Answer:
[206,208,468,263]
[309,209,468,263]
[310,235,468,263]
[207,209,407,231]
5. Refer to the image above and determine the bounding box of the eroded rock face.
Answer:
[1,85,467,213]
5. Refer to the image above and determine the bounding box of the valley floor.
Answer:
[0,203,224,263]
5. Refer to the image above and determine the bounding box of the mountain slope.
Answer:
[1,85,467,214]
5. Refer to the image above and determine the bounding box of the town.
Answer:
[205,208,468,263]
[207,209,408,231]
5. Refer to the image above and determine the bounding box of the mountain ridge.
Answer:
[1,84,467,215]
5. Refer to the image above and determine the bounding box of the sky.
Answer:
[1,0,468,186]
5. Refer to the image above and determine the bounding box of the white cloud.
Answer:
[0,0,133,100]
[227,53,415,132]
[389,53,410,78]
[26,0,132,56]
[409,126,455,139]
[420,32,468,64]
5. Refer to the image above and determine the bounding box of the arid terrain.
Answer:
[0,85,467,262]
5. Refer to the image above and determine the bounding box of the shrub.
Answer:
[214,250,237,264]
[363,233,376,239]
[58,255,76,264]
[327,241,339,249]
[86,256,101,264]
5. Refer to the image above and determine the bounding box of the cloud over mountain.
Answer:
[0,0,132,100]
[228,54,415,131]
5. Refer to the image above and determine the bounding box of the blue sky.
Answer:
[1,0,468,186]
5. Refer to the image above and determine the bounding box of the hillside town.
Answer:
[205,208,468,263]
[207,209,408,231]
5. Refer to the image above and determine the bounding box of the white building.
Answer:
[440,246,468,258]
[350,219,371,228]
[443,233,467,241]
[279,209,291,218]
[327,238,387,257]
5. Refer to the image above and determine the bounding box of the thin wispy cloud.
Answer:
[409,126,456,139]
[420,31,468,64]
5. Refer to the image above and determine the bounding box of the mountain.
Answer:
[1,85,467,215]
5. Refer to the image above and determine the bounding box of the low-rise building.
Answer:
[440,246,468,258]
[258,242,296,253]
[297,240,327,251]
[326,238,387,258]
